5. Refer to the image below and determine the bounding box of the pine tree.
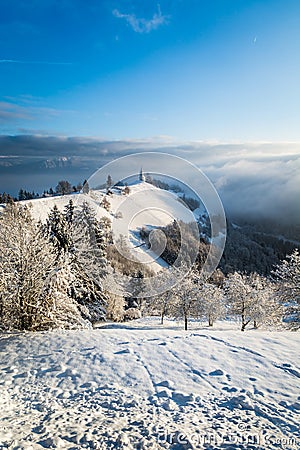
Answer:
[18,189,26,201]
[106,175,113,192]
[42,255,92,330]
[82,179,90,194]
[139,168,145,182]
[71,201,108,321]
[64,199,75,225]
[46,205,72,252]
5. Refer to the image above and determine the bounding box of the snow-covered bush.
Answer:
[124,307,142,321]
[106,294,126,322]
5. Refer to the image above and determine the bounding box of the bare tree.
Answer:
[273,249,300,329]
[198,283,225,327]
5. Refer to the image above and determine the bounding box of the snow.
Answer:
[20,181,203,274]
[0,318,299,449]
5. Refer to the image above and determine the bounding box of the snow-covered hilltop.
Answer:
[21,178,205,273]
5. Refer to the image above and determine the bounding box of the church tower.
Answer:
[139,167,145,182]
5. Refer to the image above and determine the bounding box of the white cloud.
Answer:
[0,59,71,65]
[113,5,168,34]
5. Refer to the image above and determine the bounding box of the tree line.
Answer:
[0,179,89,204]
[0,194,299,332]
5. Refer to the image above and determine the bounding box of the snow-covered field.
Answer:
[0,318,299,449]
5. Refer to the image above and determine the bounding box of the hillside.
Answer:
[16,178,300,277]
[21,180,203,274]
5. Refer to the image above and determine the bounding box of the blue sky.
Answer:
[0,0,300,141]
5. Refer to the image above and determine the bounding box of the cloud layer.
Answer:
[0,135,299,224]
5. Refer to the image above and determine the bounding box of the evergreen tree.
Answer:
[46,205,72,252]
[18,189,26,201]
[64,199,75,225]
[106,175,113,192]
[100,196,111,211]
[82,179,90,194]
[42,255,92,330]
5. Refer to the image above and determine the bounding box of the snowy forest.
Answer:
[0,182,299,333]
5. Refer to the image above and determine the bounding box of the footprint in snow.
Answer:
[209,369,224,376]
[114,348,133,355]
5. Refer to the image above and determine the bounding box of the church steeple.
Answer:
[139,167,145,182]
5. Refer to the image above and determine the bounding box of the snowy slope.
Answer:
[0,318,299,449]
[20,181,200,273]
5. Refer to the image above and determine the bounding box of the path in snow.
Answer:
[0,319,299,449]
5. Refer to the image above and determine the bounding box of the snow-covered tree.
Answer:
[225,272,253,331]
[246,273,282,329]
[82,179,90,194]
[106,175,113,192]
[46,204,72,252]
[0,203,56,330]
[197,282,225,327]
[106,293,125,322]
[100,196,111,212]
[71,201,107,321]
[99,216,112,244]
[173,275,198,330]
[56,180,72,195]
[150,287,177,324]
[273,249,300,329]
[124,184,130,195]
[42,256,91,330]
[73,201,106,262]
[64,199,75,225]
[225,271,283,331]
